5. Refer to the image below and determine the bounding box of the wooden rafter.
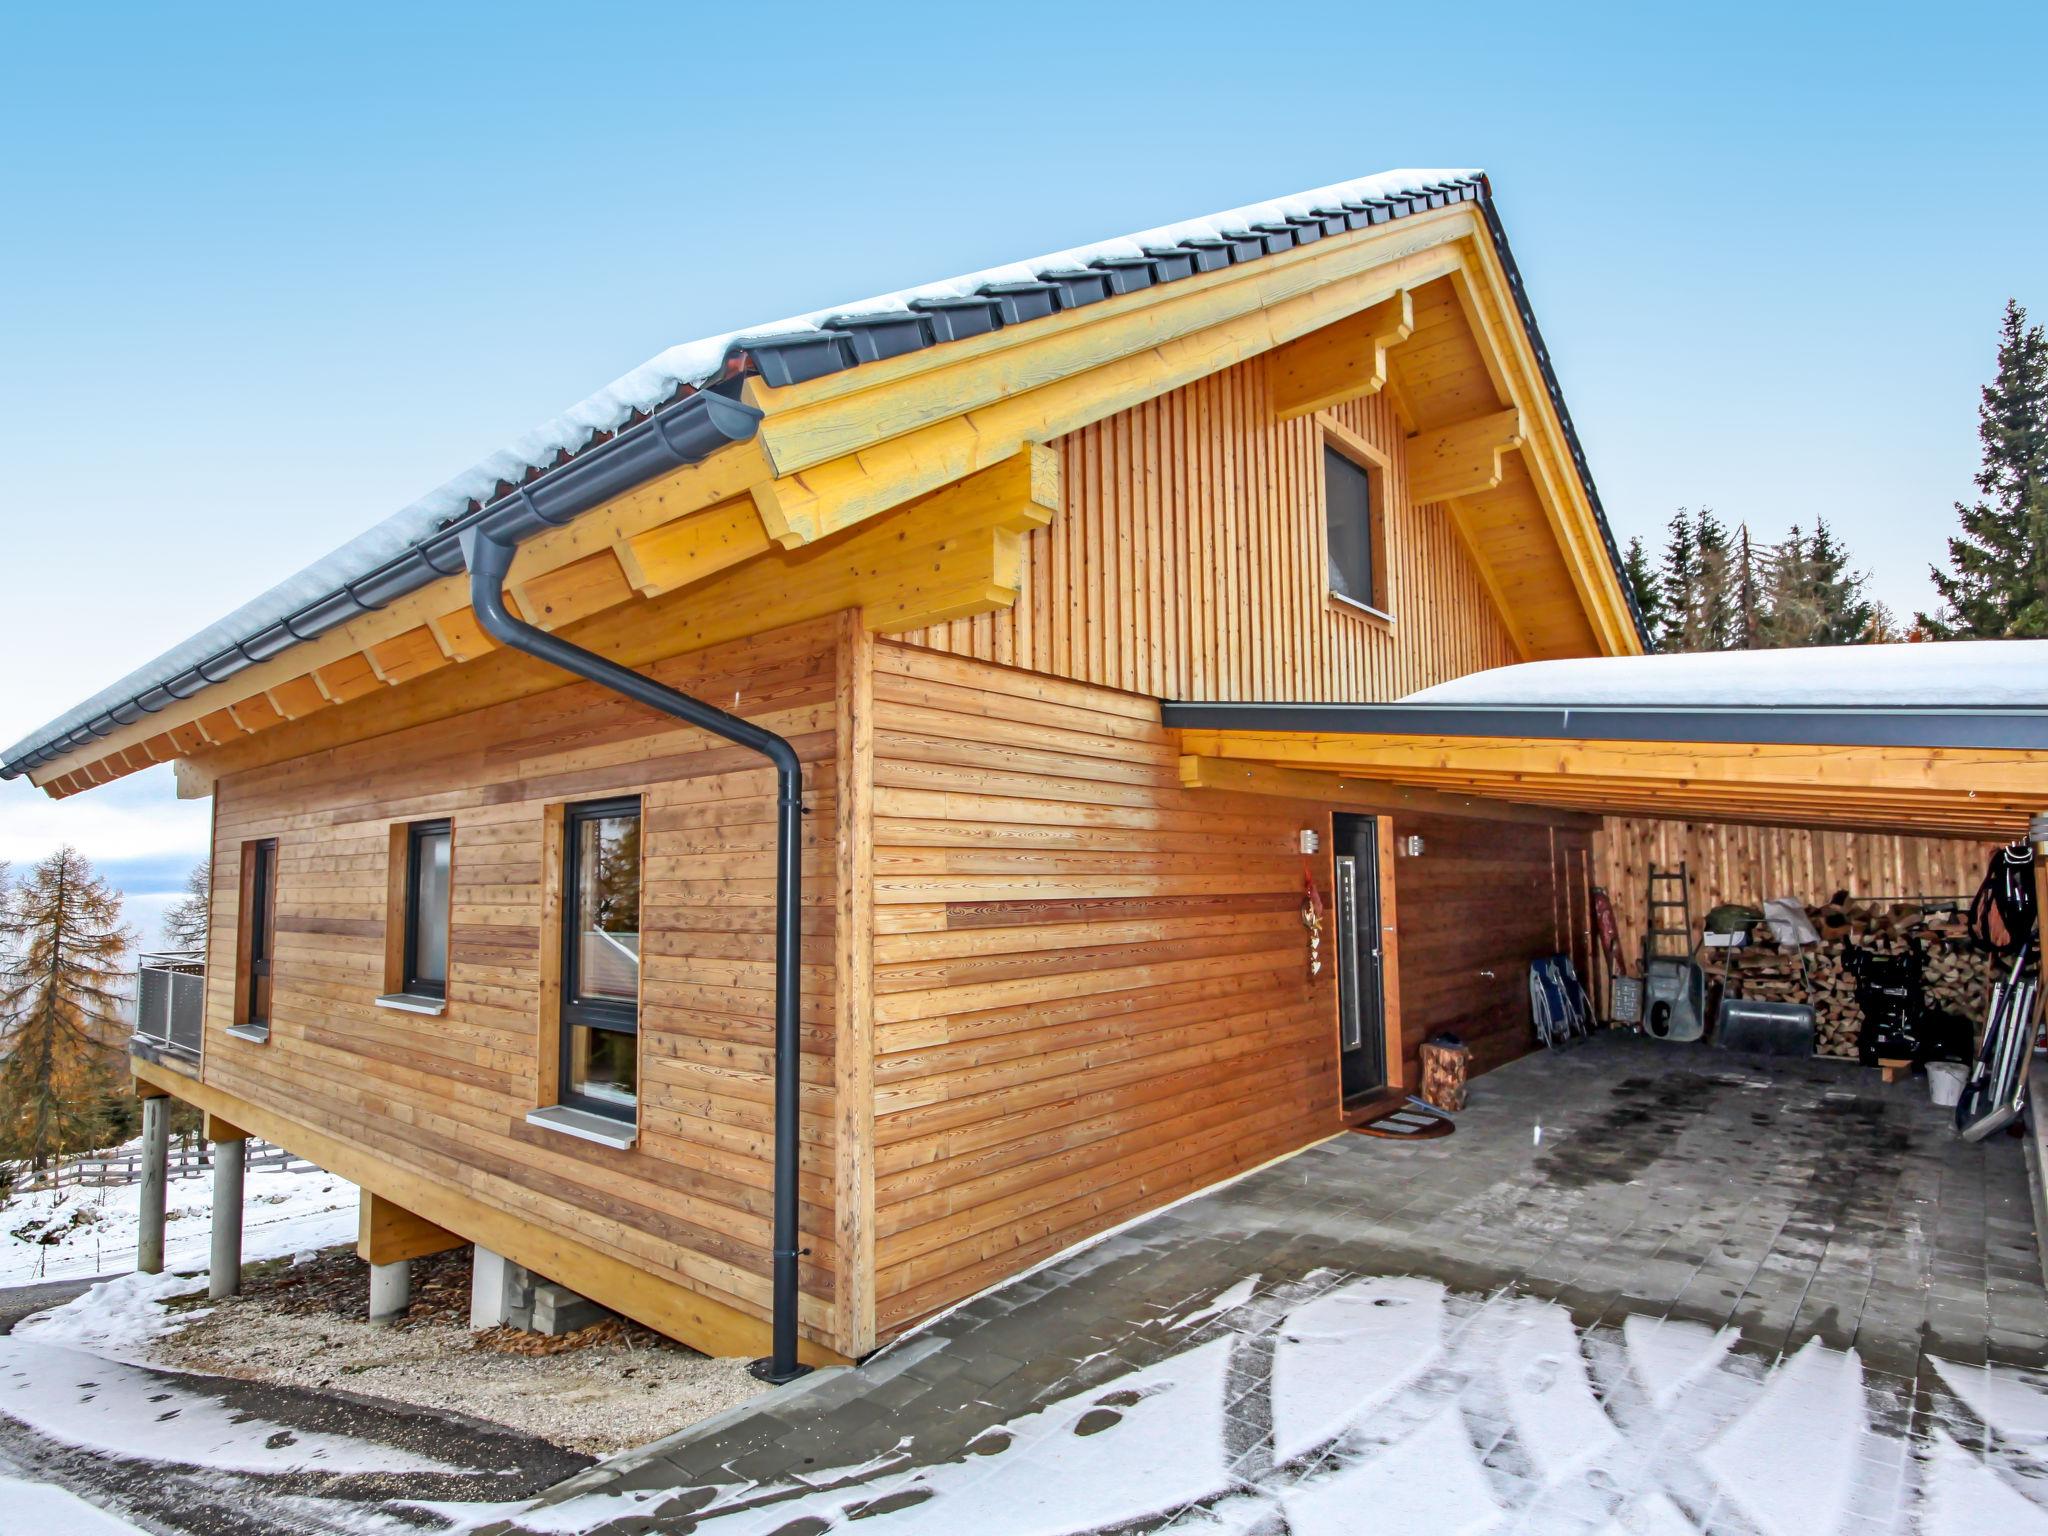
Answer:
[1265,290,1414,421]
[1408,407,1523,504]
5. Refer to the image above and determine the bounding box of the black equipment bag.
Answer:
[1844,939,1929,1065]
[1968,842,2037,955]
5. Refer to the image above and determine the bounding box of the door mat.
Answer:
[1350,1101,1455,1139]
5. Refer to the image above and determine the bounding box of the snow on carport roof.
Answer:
[1402,639,2048,711]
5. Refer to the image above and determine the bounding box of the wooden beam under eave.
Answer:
[1267,291,1414,421]
[616,496,775,598]
[1178,754,1602,830]
[1409,407,1524,504]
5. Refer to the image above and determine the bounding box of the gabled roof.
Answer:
[8,169,1644,790]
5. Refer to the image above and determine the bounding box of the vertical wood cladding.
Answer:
[199,617,849,1350]
[1598,817,1998,971]
[1390,815,1594,1082]
[898,359,1524,700]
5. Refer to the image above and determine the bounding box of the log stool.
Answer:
[1419,1038,1470,1113]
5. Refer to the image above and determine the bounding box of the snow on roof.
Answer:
[1402,640,2048,712]
[7,169,1475,774]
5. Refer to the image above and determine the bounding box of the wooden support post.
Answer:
[137,1095,169,1276]
[357,1190,464,1266]
[209,1134,245,1300]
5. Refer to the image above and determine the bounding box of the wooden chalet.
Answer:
[10,169,2042,1377]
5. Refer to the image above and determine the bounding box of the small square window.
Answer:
[559,797,642,1121]
[1324,444,1385,612]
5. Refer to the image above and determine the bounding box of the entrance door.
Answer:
[1331,814,1387,1101]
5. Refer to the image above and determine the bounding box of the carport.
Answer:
[1167,640,2048,840]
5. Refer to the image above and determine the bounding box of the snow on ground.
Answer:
[0,1473,150,1533]
[548,1270,2048,1536]
[0,1159,357,1284]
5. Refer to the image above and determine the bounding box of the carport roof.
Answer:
[1166,640,2048,839]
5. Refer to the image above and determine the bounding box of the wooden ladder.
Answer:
[1644,862,1693,968]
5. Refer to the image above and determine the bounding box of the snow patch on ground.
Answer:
[0,1160,357,1284]
[532,1271,2048,1536]
[1623,1315,1739,1413]
[1700,1337,1868,1536]
[0,1473,151,1533]
[0,1335,466,1476]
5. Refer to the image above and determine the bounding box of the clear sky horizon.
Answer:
[2,1,2042,944]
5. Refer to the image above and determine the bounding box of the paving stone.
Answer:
[492,1035,2043,1534]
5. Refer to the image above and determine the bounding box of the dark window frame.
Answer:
[1321,435,1389,617]
[242,838,278,1028]
[401,819,452,1000]
[559,796,642,1119]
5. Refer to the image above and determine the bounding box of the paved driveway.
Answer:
[501,1035,2048,1535]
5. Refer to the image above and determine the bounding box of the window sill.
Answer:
[225,1023,271,1045]
[375,992,447,1016]
[1328,592,1395,628]
[526,1105,637,1150]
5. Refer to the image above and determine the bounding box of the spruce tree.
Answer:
[1806,518,1877,645]
[1656,511,1699,653]
[1922,300,2048,637]
[1693,508,1735,652]
[161,861,211,955]
[1622,536,1663,648]
[0,849,132,1173]
[1733,524,1763,650]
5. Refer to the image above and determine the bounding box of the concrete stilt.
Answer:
[469,1245,510,1329]
[208,1136,246,1300]
[369,1259,412,1324]
[137,1096,169,1275]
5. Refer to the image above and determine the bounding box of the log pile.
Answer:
[1709,898,1994,1060]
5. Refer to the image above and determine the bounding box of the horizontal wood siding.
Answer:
[1597,817,1999,971]
[867,640,1341,1333]
[899,360,1522,701]
[200,617,849,1350]
[1390,815,1592,1081]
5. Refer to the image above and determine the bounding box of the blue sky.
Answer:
[1,1,2042,943]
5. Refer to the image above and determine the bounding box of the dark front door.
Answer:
[1332,814,1387,1101]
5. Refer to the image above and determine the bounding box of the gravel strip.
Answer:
[150,1246,766,1456]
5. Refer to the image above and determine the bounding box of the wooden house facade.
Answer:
[7,172,1664,1367]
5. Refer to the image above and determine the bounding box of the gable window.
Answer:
[560,797,642,1120]
[231,838,278,1041]
[1323,439,1389,617]
[402,820,452,999]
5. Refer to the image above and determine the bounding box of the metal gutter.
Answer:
[460,524,812,1386]
[0,388,762,779]
[1160,700,2048,753]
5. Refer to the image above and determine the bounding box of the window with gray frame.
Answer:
[559,797,642,1119]
[402,819,452,999]
[1324,444,1381,610]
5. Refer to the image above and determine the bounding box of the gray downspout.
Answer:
[459,525,812,1385]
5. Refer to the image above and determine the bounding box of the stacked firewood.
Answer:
[1712,898,1994,1060]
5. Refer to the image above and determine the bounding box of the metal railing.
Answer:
[134,948,205,1060]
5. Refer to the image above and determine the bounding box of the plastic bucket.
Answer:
[1926,1061,1966,1107]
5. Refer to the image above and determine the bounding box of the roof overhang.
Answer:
[14,175,1643,798]
[1168,701,2048,841]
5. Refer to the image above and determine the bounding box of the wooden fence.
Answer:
[1594,817,2000,976]
[13,1137,311,1193]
